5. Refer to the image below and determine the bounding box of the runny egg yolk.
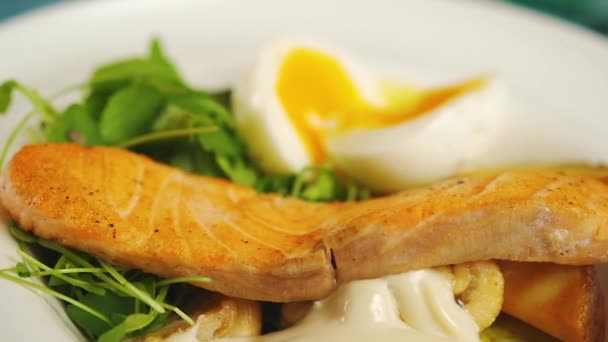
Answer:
[275,48,486,164]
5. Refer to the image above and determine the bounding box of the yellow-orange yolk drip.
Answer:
[276,48,486,164]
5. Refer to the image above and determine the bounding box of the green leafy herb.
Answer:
[2,223,210,341]
[47,104,103,145]
[148,39,181,82]
[89,59,182,94]
[89,39,185,95]
[0,81,14,113]
[255,165,370,202]
[0,38,370,341]
[99,83,164,144]
[216,155,258,186]
[98,313,157,342]
[66,293,132,338]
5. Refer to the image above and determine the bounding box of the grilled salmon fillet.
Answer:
[2,143,608,302]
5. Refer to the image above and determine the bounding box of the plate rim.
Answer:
[0,0,606,341]
[1,0,607,50]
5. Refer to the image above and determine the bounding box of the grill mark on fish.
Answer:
[186,201,237,259]
[171,172,194,265]
[464,173,503,203]
[103,148,128,218]
[140,170,183,249]
[243,213,309,236]
[244,196,336,235]
[221,218,286,254]
[115,160,144,219]
[237,205,333,253]
[226,186,240,204]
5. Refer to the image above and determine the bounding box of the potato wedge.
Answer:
[500,261,605,342]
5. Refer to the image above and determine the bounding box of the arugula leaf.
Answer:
[66,293,133,339]
[84,90,113,121]
[211,89,232,111]
[170,93,234,127]
[47,104,102,145]
[287,165,370,202]
[162,94,236,145]
[45,116,70,143]
[128,313,170,338]
[99,83,164,145]
[152,104,195,131]
[198,129,244,157]
[98,313,156,342]
[90,58,181,92]
[299,170,341,201]
[148,39,181,83]
[152,100,253,182]
[167,147,194,172]
[255,174,294,195]
[0,80,15,113]
[216,155,258,186]
[65,104,103,145]
[89,40,184,96]
[189,143,224,178]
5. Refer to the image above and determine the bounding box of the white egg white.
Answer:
[233,38,507,193]
[326,76,507,193]
[232,38,382,174]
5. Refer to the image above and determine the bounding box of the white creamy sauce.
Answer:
[166,269,479,342]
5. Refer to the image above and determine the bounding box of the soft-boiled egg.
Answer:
[232,38,506,192]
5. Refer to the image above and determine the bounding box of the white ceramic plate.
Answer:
[1,0,607,340]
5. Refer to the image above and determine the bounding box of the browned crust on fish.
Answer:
[2,143,608,302]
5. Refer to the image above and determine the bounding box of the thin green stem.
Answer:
[37,239,126,296]
[155,285,169,303]
[18,251,105,295]
[117,126,218,149]
[8,223,36,243]
[13,83,56,124]
[33,268,105,276]
[161,302,194,325]
[346,183,358,202]
[51,83,86,99]
[156,276,211,287]
[0,111,35,169]
[25,126,41,144]
[0,271,111,325]
[99,261,165,313]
